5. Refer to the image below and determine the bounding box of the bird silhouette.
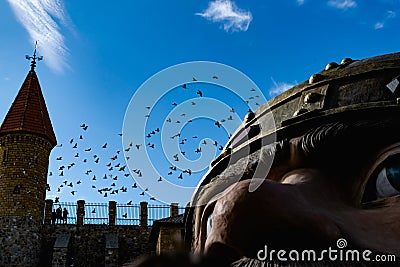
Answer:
[92,208,96,213]
[212,75,218,79]
[158,177,162,182]
[196,90,203,97]
[132,183,137,188]
[122,213,128,218]
[127,200,132,205]
[102,143,107,148]
[119,165,126,171]
[56,157,62,160]
[73,143,78,149]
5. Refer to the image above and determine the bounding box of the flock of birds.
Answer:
[47,76,263,207]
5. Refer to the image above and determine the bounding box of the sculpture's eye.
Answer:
[206,214,213,237]
[363,155,400,202]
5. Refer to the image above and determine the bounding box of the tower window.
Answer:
[2,149,7,165]
[13,185,21,194]
[34,151,39,164]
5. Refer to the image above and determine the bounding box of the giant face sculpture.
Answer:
[186,53,400,266]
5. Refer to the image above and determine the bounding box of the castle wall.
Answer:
[0,216,42,266]
[39,224,153,267]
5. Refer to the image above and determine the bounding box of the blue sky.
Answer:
[0,0,399,206]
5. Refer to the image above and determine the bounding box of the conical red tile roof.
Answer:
[0,70,56,146]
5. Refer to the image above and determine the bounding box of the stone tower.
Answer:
[0,46,56,266]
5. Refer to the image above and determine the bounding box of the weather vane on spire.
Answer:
[25,41,43,71]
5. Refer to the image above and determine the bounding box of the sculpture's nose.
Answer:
[204,178,342,259]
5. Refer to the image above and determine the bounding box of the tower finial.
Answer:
[25,41,43,71]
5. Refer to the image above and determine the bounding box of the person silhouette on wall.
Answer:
[56,205,62,224]
[51,209,57,225]
[63,208,69,224]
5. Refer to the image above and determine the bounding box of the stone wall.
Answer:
[0,134,53,221]
[39,224,152,267]
[0,216,42,267]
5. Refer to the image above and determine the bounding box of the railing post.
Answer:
[140,202,148,226]
[77,200,85,226]
[44,199,53,225]
[170,203,178,217]
[109,201,116,226]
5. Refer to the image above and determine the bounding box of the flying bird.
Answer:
[196,90,203,97]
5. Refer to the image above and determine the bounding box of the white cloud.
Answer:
[269,78,297,97]
[7,0,72,73]
[374,10,396,30]
[327,0,357,10]
[387,10,396,19]
[196,0,252,32]
[297,0,305,5]
[374,22,384,29]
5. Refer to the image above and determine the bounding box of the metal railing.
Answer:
[116,203,140,225]
[47,201,185,226]
[148,204,170,225]
[85,202,108,225]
